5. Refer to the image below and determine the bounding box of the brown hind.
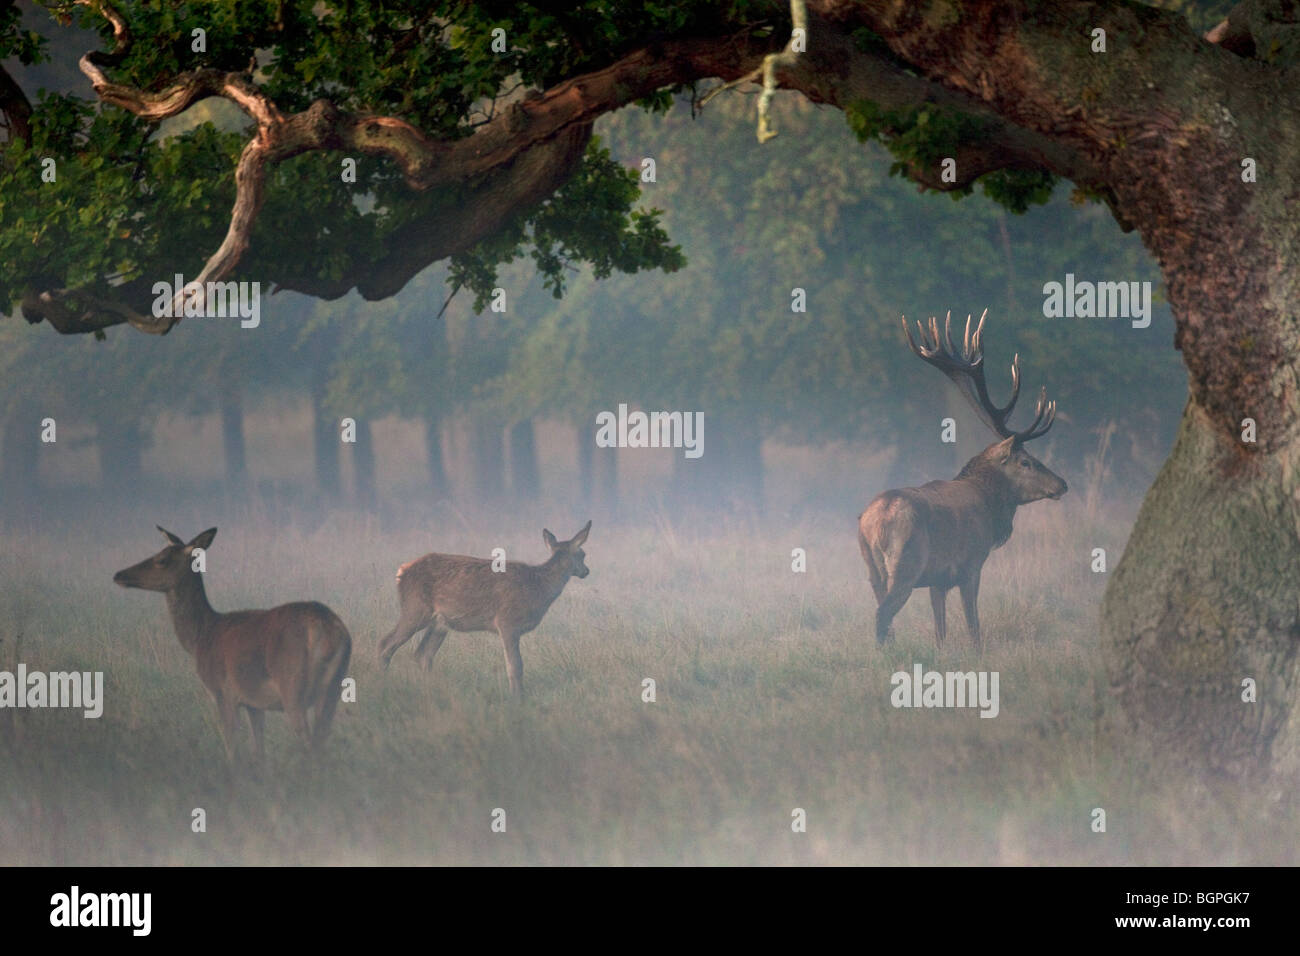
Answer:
[113,526,352,762]
[378,521,591,695]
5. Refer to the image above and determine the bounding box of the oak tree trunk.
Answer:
[1103,404,1300,779]
[1099,102,1300,778]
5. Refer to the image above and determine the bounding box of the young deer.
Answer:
[859,312,1067,649]
[378,521,591,695]
[113,526,352,761]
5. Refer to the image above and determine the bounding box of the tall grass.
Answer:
[0,493,1294,865]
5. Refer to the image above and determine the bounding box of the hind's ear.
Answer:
[188,527,217,551]
[543,529,559,550]
[571,520,591,546]
[157,525,184,546]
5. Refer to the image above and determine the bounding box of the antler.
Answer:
[901,309,1056,443]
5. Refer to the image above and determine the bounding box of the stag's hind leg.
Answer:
[929,587,949,645]
[959,568,983,651]
[874,579,914,644]
[861,501,927,645]
[871,541,926,645]
[860,530,903,643]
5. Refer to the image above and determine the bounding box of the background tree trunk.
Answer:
[509,420,540,499]
[311,384,340,498]
[577,423,594,503]
[723,426,764,514]
[97,418,144,491]
[673,415,761,513]
[351,418,376,509]
[594,445,617,515]
[220,387,247,486]
[1,409,38,510]
[424,415,448,498]
[469,421,505,503]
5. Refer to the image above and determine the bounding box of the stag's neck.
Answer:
[164,571,218,654]
[955,460,1020,538]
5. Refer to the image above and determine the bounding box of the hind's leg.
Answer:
[499,629,525,696]
[310,640,350,749]
[414,623,449,672]
[245,707,265,762]
[284,702,312,749]
[379,601,433,668]
[215,693,241,763]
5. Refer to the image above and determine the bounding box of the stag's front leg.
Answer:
[929,587,948,646]
[959,569,983,651]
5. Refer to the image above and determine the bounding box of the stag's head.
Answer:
[969,434,1068,503]
[113,526,217,592]
[903,310,1067,504]
[543,520,592,578]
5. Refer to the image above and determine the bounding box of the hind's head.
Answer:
[543,520,591,579]
[113,526,217,592]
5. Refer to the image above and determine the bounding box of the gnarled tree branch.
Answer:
[27,3,781,333]
[27,0,1261,348]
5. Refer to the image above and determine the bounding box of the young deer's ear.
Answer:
[188,527,218,551]
[157,525,184,547]
[571,520,591,547]
[542,529,559,550]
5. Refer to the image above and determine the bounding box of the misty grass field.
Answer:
[3,481,1296,867]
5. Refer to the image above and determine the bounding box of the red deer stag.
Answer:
[113,526,352,760]
[859,311,1067,649]
[378,521,591,695]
